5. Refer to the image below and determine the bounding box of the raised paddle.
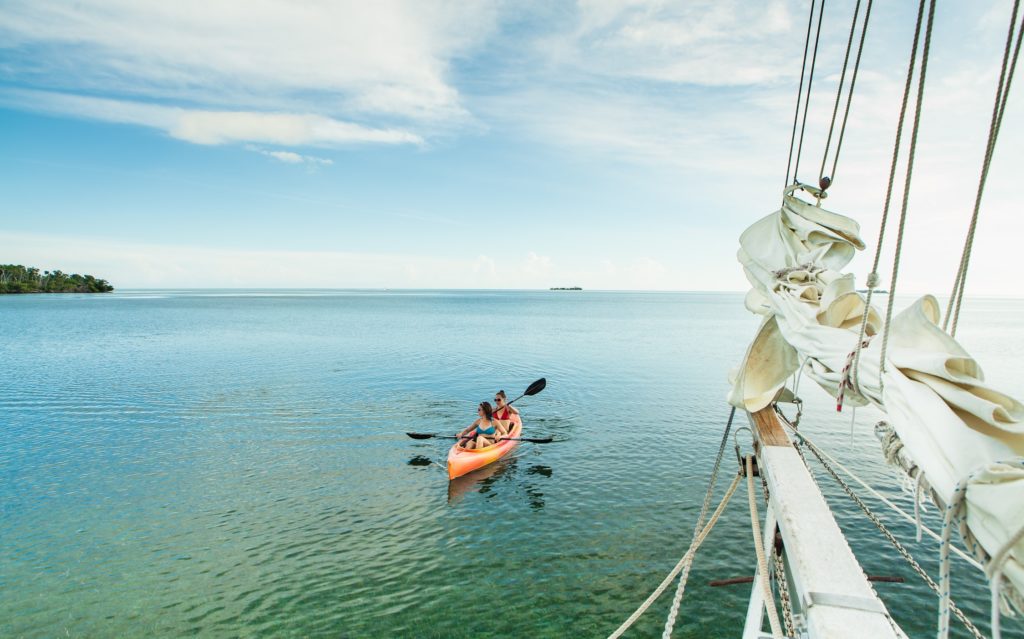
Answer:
[406,377,548,443]
[406,433,555,444]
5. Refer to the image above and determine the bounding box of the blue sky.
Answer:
[1,1,1021,292]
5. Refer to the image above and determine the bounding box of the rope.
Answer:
[938,477,974,639]
[837,337,871,410]
[823,0,874,188]
[788,427,984,638]
[785,0,819,188]
[850,0,928,396]
[873,422,984,569]
[944,0,1024,337]
[608,473,742,639]
[792,0,827,185]
[662,407,737,638]
[940,460,1024,639]
[878,0,937,393]
[818,0,868,187]
[746,455,785,639]
[987,508,1024,639]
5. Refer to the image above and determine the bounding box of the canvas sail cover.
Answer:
[729,184,1024,614]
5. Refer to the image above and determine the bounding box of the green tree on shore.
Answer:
[0,264,114,293]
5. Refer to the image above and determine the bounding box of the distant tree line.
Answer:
[0,264,114,294]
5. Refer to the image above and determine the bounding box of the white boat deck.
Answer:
[744,407,903,639]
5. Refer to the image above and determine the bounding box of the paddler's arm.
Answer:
[457,419,480,438]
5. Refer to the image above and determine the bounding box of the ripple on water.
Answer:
[0,291,1017,637]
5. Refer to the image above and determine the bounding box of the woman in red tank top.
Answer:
[493,390,519,436]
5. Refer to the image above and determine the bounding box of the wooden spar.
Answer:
[745,406,902,639]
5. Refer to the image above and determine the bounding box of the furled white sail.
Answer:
[729,184,1024,615]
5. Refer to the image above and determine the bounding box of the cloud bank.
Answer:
[0,0,495,149]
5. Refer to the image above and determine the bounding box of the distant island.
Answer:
[550,286,583,291]
[1,264,114,294]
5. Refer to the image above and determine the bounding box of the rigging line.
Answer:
[792,0,827,184]
[746,455,784,639]
[827,0,875,186]
[662,407,736,639]
[785,0,819,188]
[782,423,985,639]
[878,0,937,388]
[778,418,982,570]
[607,473,742,639]
[818,0,862,185]
[945,0,1024,336]
[851,0,927,393]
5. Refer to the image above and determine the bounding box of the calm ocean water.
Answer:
[1,290,1021,638]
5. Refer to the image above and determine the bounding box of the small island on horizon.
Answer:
[1,264,114,294]
[549,286,583,291]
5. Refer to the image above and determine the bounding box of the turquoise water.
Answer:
[1,290,1021,638]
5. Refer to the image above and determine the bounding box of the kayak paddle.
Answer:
[407,377,549,443]
[406,432,555,444]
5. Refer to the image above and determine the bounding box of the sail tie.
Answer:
[940,459,1024,639]
[837,337,872,411]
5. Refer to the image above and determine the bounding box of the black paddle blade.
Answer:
[524,378,546,396]
[406,432,437,439]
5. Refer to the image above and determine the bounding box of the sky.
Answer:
[0,0,1021,292]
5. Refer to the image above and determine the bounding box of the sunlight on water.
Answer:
[1,291,1019,637]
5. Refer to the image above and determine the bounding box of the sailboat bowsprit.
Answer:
[609,1,1024,637]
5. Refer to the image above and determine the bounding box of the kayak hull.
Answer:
[446,414,522,480]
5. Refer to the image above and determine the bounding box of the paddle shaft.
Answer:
[407,433,552,443]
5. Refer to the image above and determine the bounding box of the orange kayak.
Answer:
[447,414,522,480]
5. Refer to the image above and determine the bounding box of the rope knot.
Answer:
[837,336,873,411]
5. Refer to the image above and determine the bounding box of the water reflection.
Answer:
[445,458,554,508]
[447,457,516,504]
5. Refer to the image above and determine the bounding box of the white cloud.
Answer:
[554,0,797,86]
[523,252,553,278]
[0,89,422,147]
[245,146,334,167]
[0,0,497,143]
[473,255,497,279]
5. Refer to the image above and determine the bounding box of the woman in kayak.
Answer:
[457,401,499,449]
[493,390,519,435]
